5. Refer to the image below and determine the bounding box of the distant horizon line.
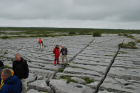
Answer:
[0,26,140,30]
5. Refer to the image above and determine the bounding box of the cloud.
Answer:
[0,0,140,29]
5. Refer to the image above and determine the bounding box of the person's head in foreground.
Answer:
[15,53,21,61]
[0,68,22,93]
[1,68,12,81]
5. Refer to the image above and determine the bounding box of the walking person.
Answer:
[60,45,69,66]
[53,45,60,66]
[13,53,29,93]
[0,68,22,93]
[38,38,43,49]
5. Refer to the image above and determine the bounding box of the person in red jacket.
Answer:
[38,38,43,49]
[53,45,60,66]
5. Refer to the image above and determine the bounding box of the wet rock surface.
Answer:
[0,34,140,93]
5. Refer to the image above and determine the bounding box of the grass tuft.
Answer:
[4,65,12,69]
[137,39,140,43]
[1,36,9,39]
[67,78,78,84]
[60,75,78,84]
[93,31,102,37]
[58,68,64,72]
[118,41,137,49]
[68,31,76,35]
[81,77,94,84]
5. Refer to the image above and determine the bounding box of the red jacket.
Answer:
[53,47,60,56]
[38,39,42,44]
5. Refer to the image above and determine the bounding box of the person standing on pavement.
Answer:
[60,45,69,66]
[53,45,60,66]
[38,38,43,49]
[13,53,29,93]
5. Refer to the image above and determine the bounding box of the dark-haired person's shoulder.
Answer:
[13,59,17,62]
[23,59,27,64]
[13,60,17,64]
[0,61,4,67]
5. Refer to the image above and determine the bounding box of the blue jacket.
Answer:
[0,75,22,93]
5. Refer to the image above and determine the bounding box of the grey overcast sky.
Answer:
[0,0,140,29]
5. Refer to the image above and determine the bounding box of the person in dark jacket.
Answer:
[13,53,29,93]
[60,45,69,66]
[0,68,22,93]
[0,61,4,71]
[53,45,60,66]
[0,61,4,84]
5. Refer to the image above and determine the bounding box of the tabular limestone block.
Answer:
[86,81,98,89]
[28,80,51,92]
[98,90,114,93]
[28,89,46,93]
[100,82,133,93]
[42,64,61,71]
[3,61,12,68]
[27,73,37,84]
[55,72,101,81]
[64,67,101,77]
[37,75,44,80]
[29,68,55,79]
[49,79,94,93]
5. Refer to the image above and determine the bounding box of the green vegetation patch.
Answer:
[1,36,9,39]
[93,31,102,37]
[70,66,78,68]
[4,50,8,55]
[68,31,76,35]
[60,75,78,84]
[78,77,94,85]
[118,51,127,54]
[67,78,78,84]
[118,33,136,40]
[60,75,72,79]
[4,65,12,69]
[0,27,140,39]
[58,68,64,72]
[118,33,123,36]
[64,63,68,67]
[0,55,4,58]
[118,41,137,49]
[82,77,94,84]
[137,39,140,43]
[105,55,114,56]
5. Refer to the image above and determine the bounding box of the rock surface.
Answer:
[71,77,86,84]
[0,34,140,93]
[49,79,94,93]
[28,80,51,92]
